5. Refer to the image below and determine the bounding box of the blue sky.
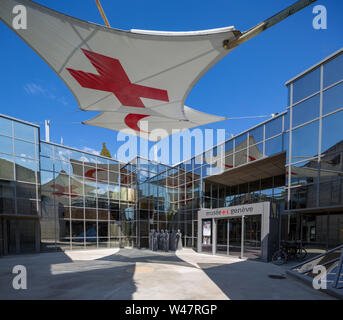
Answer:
[1,0,342,163]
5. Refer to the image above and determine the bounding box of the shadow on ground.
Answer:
[0,249,137,299]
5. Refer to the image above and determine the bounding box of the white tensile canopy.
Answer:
[1,0,316,140]
[0,0,240,140]
[84,106,227,141]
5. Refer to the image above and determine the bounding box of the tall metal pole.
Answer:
[223,0,317,50]
[94,0,111,27]
[45,120,50,142]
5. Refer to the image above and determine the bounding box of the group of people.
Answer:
[149,229,183,252]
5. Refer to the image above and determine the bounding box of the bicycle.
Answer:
[272,241,307,265]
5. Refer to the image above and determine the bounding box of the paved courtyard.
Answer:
[0,248,334,300]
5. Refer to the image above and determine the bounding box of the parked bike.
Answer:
[272,241,307,265]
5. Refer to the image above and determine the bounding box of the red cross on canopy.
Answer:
[67,49,169,108]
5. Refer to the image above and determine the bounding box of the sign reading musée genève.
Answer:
[198,202,269,219]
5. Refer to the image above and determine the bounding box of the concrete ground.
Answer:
[0,248,335,300]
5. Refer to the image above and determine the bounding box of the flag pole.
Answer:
[94,0,111,27]
[223,0,317,50]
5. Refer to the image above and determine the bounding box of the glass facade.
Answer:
[284,49,343,253]
[0,49,342,257]
[0,116,40,255]
[40,142,136,251]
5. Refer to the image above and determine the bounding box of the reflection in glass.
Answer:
[291,120,319,162]
[322,110,343,154]
[72,220,84,239]
[0,153,14,180]
[15,157,36,183]
[98,221,108,237]
[293,67,320,103]
[85,221,97,238]
[0,180,15,198]
[284,112,290,131]
[235,134,248,150]
[16,182,36,199]
[292,94,320,128]
[0,117,12,136]
[0,197,15,214]
[289,185,317,209]
[289,159,319,186]
[14,121,36,142]
[249,126,264,144]
[323,82,343,115]
[323,53,343,88]
[249,142,264,161]
[228,217,241,257]
[40,157,54,172]
[265,136,282,156]
[265,116,282,139]
[0,135,13,154]
[16,199,38,215]
[235,149,247,167]
[14,140,36,159]
[244,215,261,259]
[40,143,53,158]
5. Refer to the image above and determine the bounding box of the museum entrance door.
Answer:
[228,217,242,257]
[215,215,261,259]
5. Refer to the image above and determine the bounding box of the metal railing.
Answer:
[289,243,343,290]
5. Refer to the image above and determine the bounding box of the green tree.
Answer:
[100,142,111,158]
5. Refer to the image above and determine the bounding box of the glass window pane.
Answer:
[85,221,97,237]
[15,157,36,183]
[14,140,36,159]
[0,153,14,180]
[40,143,53,158]
[249,126,264,144]
[249,143,264,160]
[40,170,54,189]
[265,117,282,139]
[284,112,290,131]
[292,94,320,128]
[324,53,343,88]
[235,134,248,151]
[16,182,37,199]
[289,159,319,186]
[322,110,343,154]
[0,135,13,154]
[0,180,15,198]
[225,140,233,153]
[265,136,283,156]
[40,156,54,171]
[287,84,291,106]
[14,121,36,142]
[235,149,247,167]
[0,197,15,214]
[283,132,290,159]
[292,121,319,162]
[72,220,84,239]
[323,81,343,115]
[0,117,12,136]
[16,198,38,215]
[293,67,320,103]
[56,147,71,161]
